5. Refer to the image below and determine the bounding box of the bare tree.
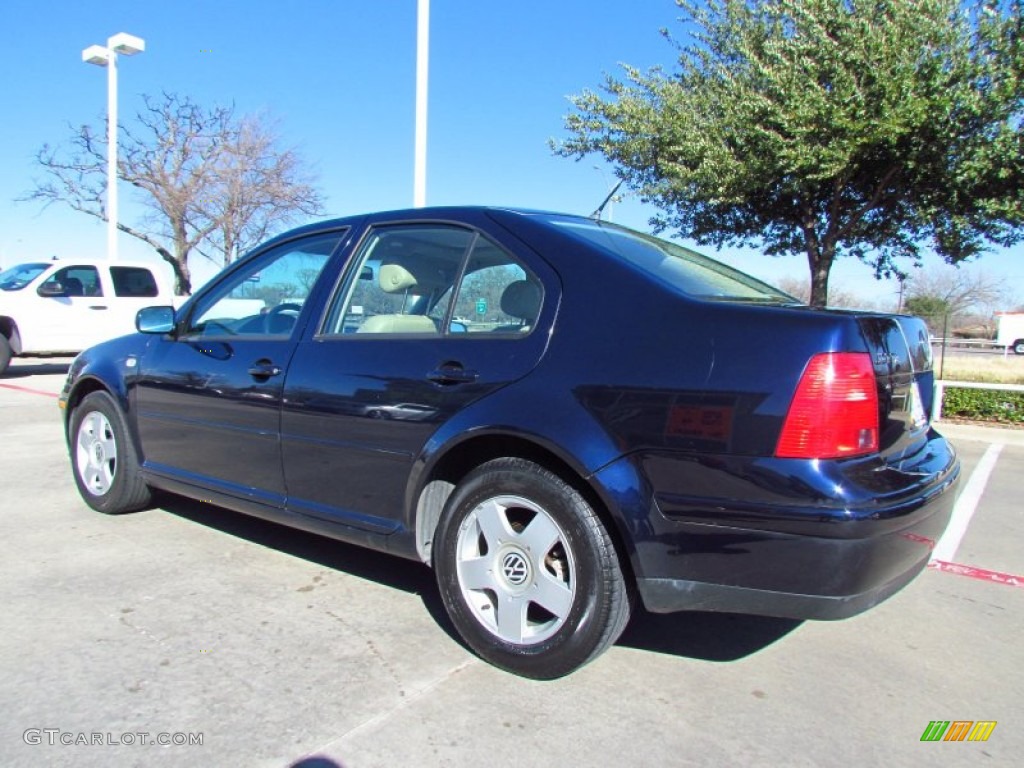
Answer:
[904,267,1012,336]
[776,276,880,310]
[23,92,324,294]
[776,277,810,303]
[195,113,323,267]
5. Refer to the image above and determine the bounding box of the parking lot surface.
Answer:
[1,358,1021,767]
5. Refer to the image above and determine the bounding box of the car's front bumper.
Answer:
[595,428,960,619]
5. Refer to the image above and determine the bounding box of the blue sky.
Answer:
[1,0,1020,302]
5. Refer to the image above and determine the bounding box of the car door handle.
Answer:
[427,364,479,385]
[89,305,108,310]
[247,360,282,379]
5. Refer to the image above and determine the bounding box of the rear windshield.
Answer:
[546,218,798,303]
[0,263,50,292]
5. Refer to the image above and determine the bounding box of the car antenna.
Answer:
[591,180,623,221]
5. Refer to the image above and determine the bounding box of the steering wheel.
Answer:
[262,303,303,334]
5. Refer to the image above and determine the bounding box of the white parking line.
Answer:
[930,443,1003,564]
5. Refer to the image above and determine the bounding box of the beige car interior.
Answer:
[356,259,439,334]
[493,280,541,333]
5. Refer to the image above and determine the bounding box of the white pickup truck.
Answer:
[0,259,178,375]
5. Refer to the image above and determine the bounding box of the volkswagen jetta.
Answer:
[60,207,960,678]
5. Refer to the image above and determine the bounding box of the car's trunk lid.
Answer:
[857,315,934,454]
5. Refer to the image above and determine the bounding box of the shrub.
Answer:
[942,387,1024,424]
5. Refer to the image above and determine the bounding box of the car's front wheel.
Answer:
[70,391,152,514]
[434,458,631,679]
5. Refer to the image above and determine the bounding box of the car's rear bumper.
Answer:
[597,428,960,619]
[637,553,929,619]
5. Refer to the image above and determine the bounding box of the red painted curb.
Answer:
[928,559,1024,588]
[0,383,59,399]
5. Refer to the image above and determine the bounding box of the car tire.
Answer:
[69,391,152,514]
[434,457,631,679]
[0,335,11,375]
[1013,340,1024,355]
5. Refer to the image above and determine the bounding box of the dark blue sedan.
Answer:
[59,207,960,678]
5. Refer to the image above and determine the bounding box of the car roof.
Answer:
[43,258,166,269]
[265,206,587,239]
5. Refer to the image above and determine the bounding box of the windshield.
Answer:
[546,218,799,303]
[0,263,50,292]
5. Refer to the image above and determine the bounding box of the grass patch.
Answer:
[935,355,1024,385]
[933,351,1024,424]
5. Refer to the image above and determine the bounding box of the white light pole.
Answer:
[414,0,429,208]
[82,32,145,260]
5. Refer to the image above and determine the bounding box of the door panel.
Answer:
[135,338,293,501]
[34,265,113,349]
[280,222,555,532]
[281,336,548,530]
[133,231,343,503]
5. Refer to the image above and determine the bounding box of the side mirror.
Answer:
[136,306,176,334]
[37,281,66,297]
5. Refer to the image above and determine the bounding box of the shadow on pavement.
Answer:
[290,757,345,768]
[158,493,800,664]
[618,609,801,662]
[1,362,71,378]
[157,494,466,649]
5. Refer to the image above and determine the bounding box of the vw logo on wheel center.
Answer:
[500,550,530,587]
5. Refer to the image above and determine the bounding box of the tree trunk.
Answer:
[807,249,833,308]
[152,245,191,295]
[114,222,192,296]
[222,230,236,268]
[171,224,192,296]
[172,259,192,296]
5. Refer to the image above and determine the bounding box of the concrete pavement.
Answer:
[0,358,1020,767]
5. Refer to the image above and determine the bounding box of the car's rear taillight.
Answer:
[776,352,879,460]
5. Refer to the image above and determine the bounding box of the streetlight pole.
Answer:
[414,0,429,208]
[82,33,145,260]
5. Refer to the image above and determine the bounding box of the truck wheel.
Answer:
[1013,340,1024,355]
[0,335,11,375]
[433,457,631,679]
[69,391,152,514]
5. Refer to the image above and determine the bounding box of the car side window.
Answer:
[110,267,159,297]
[450,248,540,334]
[324,225,473,335]
[183,232,341,339]
[40,266,103,297]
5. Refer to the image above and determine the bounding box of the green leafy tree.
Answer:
[554,0,1023,306]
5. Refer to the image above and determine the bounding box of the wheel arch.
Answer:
[408,432,638,589]
[0,316,22,353]
[66,382,153,514]
[63,375,130,442]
